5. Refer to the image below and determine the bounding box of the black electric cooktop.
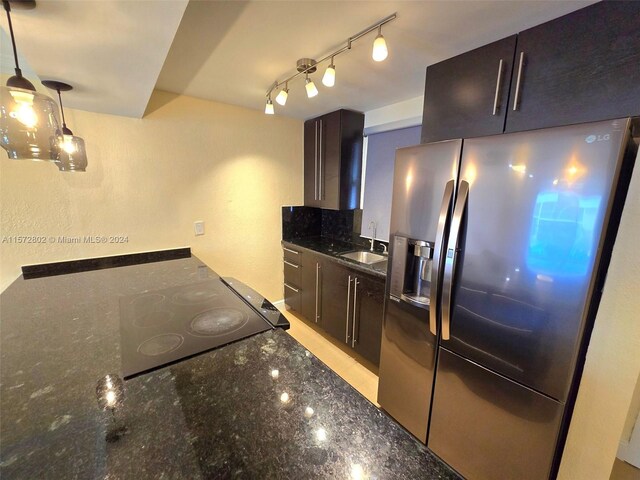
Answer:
[119,277,287,379]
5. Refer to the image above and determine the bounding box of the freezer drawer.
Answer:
[429,348,564,480]
[377,298,437,442]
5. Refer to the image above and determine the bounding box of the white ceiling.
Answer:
[0,0,597,120]
[156,0,597,120]
[0,0,188,118]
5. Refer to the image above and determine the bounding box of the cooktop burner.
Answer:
[138,333,184,356]
[188,308,248,337]
[171,286,219,305]
[119,276,283,379]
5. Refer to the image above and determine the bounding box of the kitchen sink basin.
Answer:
[340,251,387,265]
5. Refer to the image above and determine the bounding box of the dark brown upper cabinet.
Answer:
[421,36,517,143]
[421,1,640,143]
[505,0,640,133]
[304,109,364,210]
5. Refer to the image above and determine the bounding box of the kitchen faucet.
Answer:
[368,221,377,252]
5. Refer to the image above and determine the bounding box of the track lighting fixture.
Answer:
[372,25,388,62]
[322,59,336,88]
[264,13,396,114]
[275,83,289,106]
[0,0,61,161]
[305,74,318,98]
[42,80,88,172]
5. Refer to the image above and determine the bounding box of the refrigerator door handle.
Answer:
[430,180,455,336]
[441,180,469,341]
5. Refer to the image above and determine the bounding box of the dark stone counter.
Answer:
[283,237,388,279]
[0,256,457,479]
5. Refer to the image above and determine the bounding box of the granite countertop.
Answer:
[0,255,458,479]
[282,237,388,278]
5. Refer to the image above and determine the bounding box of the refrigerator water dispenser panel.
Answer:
[389,235,433,309]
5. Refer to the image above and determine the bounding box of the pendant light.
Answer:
[0,0,61,161]
[372,25,388,62]
[42,80,87,172]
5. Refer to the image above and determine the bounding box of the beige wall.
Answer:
[0,90,303,299]
[558,148,640,478]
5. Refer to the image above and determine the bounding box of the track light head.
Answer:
[372,26,388,62]
[275,86,288,106]
[305,74,318,98]
[322,61,336,88]
[265,97,274,115]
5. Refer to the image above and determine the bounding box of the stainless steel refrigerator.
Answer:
[377,118,638,480]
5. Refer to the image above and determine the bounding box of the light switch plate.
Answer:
[194,221,205,236]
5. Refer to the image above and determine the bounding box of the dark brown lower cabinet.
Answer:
[319,260,350,343]
[300,251,320,324]
[283,246,301,312]
[283,281,300,312]
[318,259,385,366]
[351,274,385,366]
[283,244,385,366]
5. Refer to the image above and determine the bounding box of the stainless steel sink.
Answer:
[340,251,387,265]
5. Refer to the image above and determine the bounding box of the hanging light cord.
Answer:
[3,0,23,77]
[56,89,68,128]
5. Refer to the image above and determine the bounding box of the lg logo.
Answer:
[585,134,610,143]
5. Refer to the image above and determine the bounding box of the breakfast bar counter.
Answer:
[0,254,459,479]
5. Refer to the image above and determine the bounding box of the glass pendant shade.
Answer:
[55,134,87,172]
[305,78,318,98]
[322,64,336,87]
[0,85,61,161]
[372,34,388,62]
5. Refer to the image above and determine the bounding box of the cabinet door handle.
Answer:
[284,260,299,268]
[512,52,525,111]
[492,59,504,116]
[351,278,359,348]
[319,119,323,201]
[284,283,299,293]
[346,275,352,343]
[314,121,319,200]
[283,247,299,255]
[315,263,320,323]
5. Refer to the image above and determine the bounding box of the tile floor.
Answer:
[278,305,640,480]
